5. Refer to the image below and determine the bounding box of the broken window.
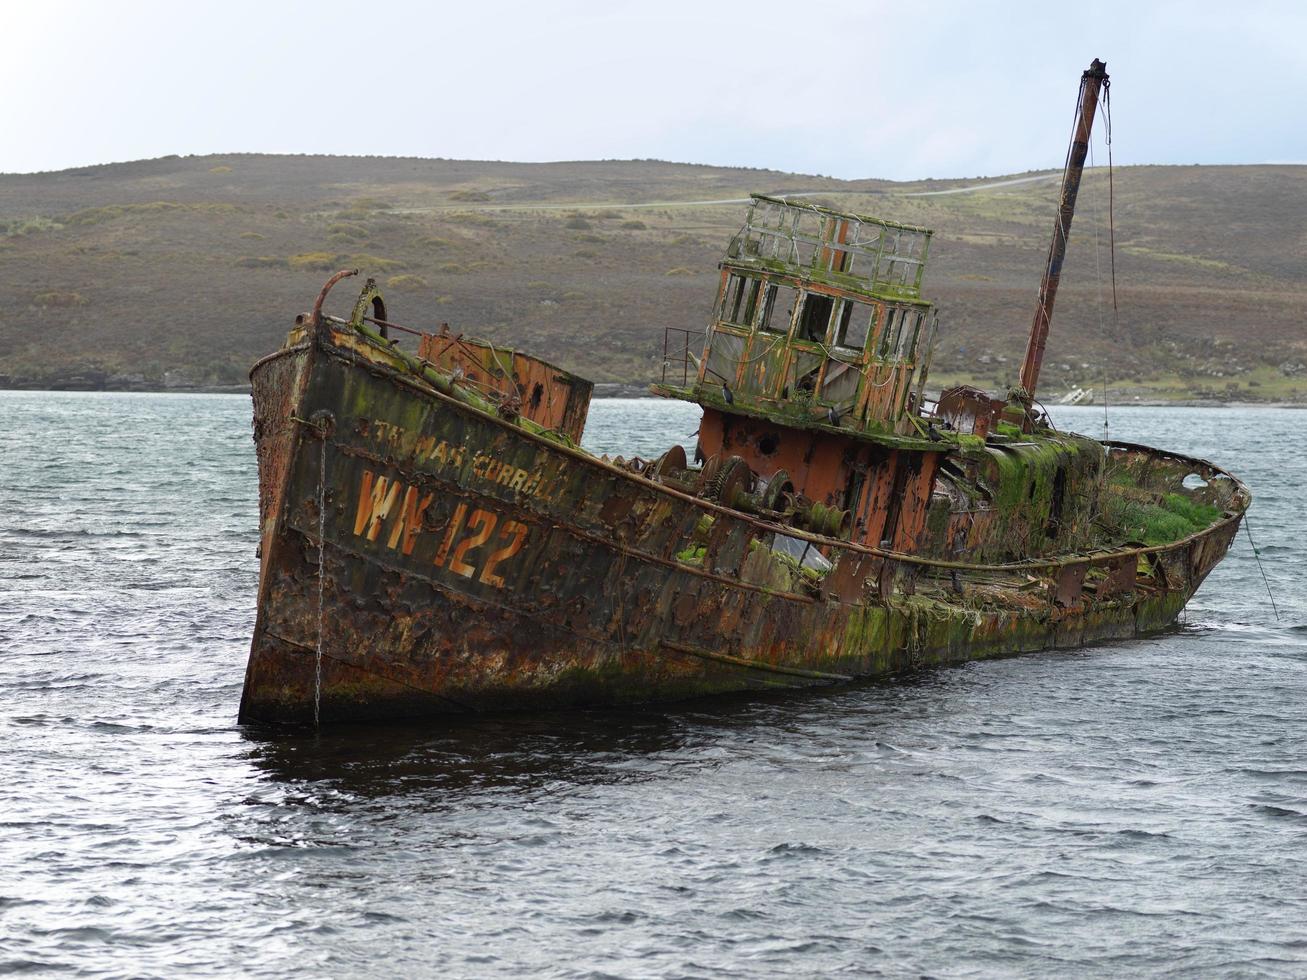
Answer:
[792,210,825,267]
[739,331,788,397]
[879,228,927,291]
[788,349,823,397]
[718,274,762,327]
[875,306,926,361]
[759,283,799,334]
[897,310,924,361]
[741,279,762,325]
[703,329,746,387]
[877,307,902,359]
[819,356,861,408]
[824,218,853,274]
[832,299,877,351]
[796,292,835,343]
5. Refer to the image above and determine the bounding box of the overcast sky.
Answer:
[4,0,1304,180]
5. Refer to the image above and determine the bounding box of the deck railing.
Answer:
[661,327,696,386]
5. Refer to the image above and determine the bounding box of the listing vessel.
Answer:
[239,60,1249,724]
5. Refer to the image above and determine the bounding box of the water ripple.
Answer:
[2,394,1305,978]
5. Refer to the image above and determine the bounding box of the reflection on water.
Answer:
[240,678,900,801]
[2,394,1305,978]
[243,711,697,800]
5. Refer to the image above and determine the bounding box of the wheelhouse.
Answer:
[654,195,946,553]
[698,195,936,436]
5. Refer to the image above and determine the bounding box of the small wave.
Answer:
[1110,828,1175,841]
[3,528,149,541]
[1187,619,1279,637]
[29,925,120,943]
[0,958,75,975]
[1250,803,1307,822]
[10,715,52,728]
[766,842,826,856]
[85,721,154,734]
[1227,768,1307,782]
[720,907,766,921]
[361,909,407,924]
[587,910,645,925]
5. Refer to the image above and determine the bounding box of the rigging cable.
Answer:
[1089,121,1108,429]
[1243,516,1280,621]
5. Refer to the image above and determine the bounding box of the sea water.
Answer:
[1,393,1304,977]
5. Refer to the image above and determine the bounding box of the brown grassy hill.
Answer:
[1,154,1304,401]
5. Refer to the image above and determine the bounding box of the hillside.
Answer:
[1,155,1304,401]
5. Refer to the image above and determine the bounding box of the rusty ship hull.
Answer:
[238,317,1245,724]
[239,61,1250,726]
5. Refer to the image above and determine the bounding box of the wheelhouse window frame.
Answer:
[718,273,764,329]
[758,281,800,335]
[795,291,836,345]
[875,304,927,362]
[830,297,879,352]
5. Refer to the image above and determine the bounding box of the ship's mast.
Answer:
[1018,58,1109,404]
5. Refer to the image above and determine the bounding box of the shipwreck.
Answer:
[239,60,1249,724]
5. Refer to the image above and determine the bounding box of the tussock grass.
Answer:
[342,253,404,272]
[31,290,87,308]
[327,223,370,242]
[284,251,404,273]
[451,212,498,227]
[288,251,337,271]
[386,274,428,290]
[1161,493,1222,527]
[65,201,240,226]
[2,216,62,237]
[1103,492,1222,545]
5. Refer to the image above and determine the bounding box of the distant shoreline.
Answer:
[4,157,1303,414]
[3,382,1303,409]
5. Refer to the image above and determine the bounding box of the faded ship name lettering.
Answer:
[352,469,528,588]
[362,420,553,499]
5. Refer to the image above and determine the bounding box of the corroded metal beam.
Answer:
[1019,59,1109,403]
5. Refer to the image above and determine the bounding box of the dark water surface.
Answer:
[2,394,1305,978]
